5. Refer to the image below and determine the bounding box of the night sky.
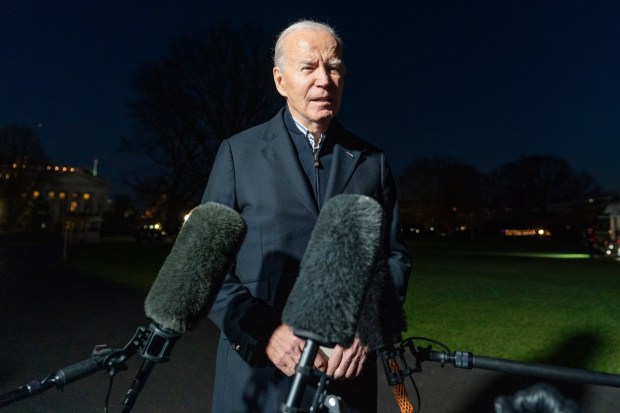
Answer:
[3,0,620,194]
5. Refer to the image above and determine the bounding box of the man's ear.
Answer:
[273,67,288,97]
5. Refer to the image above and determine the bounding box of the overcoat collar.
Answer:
[259,108,362,215]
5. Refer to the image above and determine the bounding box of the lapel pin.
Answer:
[345,151,354,158]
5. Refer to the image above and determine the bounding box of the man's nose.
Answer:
[314,66,330,86]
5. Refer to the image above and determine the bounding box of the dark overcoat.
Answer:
[202,108,411,413]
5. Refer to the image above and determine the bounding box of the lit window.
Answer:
[72,192,78,198]
[48,191,55,199]
[83,193,91,200]
[33,191,40,199]
[59,192,66,200]
[70,201,78,212]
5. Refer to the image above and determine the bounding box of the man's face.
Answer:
[273,29,345,132]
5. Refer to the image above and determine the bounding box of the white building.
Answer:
[35,167,109,243]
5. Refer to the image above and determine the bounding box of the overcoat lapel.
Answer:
[324,144,362,201]
[260,122,319,216]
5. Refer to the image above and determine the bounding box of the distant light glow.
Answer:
[492,252,591,259]
[504,228,551,237]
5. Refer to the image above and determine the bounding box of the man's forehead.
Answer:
[285,30,340,58]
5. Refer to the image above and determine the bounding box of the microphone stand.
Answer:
[121,323,180,412]
[0,345,117,409]
[0,323,179,411]
[380,336,620,389]
[283,338,320,411]
[281,333,344,413]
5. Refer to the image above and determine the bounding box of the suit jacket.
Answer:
[202,107,411,413]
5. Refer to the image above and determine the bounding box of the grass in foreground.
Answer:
[66,238,171,291]
[67,237,620,374]
[403,239,620,374]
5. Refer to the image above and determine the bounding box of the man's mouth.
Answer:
[311,97,334,103]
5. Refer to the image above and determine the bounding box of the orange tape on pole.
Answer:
[388,358,414,413]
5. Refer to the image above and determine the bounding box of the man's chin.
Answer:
[311,110,337,124]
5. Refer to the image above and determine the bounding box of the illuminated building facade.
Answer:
[35,166,109,243]
[0,163,108,241]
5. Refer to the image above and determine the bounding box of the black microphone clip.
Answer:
[378,344,419,387]
[139,322,181,362]
[120,323,181,413]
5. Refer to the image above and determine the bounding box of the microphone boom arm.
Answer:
[0,323,173,410]
[396,337,620,388]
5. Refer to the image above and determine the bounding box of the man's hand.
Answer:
[325,337,368,379]
[266,324,328,376]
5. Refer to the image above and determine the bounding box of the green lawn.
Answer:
[67,237,620,374]
[403,239,620,374]
[66,238,172,291]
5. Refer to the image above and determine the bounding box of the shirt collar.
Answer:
[290,113,326,150]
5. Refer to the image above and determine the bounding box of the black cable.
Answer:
[397,336,452,413]
[407,374,422,413]
[404,336,452,354]
[103,374,114,413]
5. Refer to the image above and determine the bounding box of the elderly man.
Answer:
[202,20,411,412]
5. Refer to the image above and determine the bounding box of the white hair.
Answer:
[273,20,343,70]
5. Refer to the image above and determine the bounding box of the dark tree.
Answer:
[489,155,603,216]
[488,155,606,238]
[122,21,281,231]
[398,157,488,237]
[101,193,138,236]
[0,124,49,233]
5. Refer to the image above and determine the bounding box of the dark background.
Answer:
[3,0,620,194]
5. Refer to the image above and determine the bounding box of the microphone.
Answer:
[122,202,247,412]
[356,258,407,350]
[281,194,384,411]
[359,260,412,413]
[144,202,246,332]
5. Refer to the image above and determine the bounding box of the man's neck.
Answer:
[287,108,330,143]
